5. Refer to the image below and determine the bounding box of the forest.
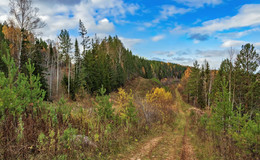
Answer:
[0,0,259,159]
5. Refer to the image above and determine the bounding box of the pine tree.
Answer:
[79,20,90,54]
[198,65,205,108]
[74,39,80,80]
[186,60,200,106]
[204,60,211,107]
[31,39,48,99]
[234,43,259,113]
[58,29,72,98]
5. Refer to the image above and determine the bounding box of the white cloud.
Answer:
[254,42,260,47]
[160,5,191,20]
[217,28,260,39]
[96,18,115,33]
[153,51,176,57]
[0,0,138,40]
[119,37,142,49]
[194,49,229,69]
[152,35,165,42]
[190,4,260,34]
[0,0,9,23]
[170,24,186,34]
[193,40,200,44]
[221,40,260,48]
[221,40,246,48]
[153,5,191,24]
[173,0,222,8]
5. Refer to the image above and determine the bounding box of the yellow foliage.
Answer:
[183,67,191,79]
[146,87,172,104]
[118,88,133,105]
[118,88,133,118]
[142,66,146,75]
[2,25,21,57]
[70,107,90,125]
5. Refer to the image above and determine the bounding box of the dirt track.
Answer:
[125,89,196,160]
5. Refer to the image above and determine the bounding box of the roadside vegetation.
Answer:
[0,0,259,159]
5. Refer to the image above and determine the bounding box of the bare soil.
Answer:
[116,89,197,160]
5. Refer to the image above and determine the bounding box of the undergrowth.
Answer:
[0,54,177,159]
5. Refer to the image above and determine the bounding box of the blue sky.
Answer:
[0,0,260,68]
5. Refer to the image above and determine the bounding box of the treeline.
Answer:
[180,44,259,114]
[179,44,259,158]
[0,22,186,100]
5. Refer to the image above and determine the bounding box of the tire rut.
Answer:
[180,119,196,160]
[130,136,163,160]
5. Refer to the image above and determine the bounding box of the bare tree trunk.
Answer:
[232,83,235,109]
[228,47,234,103]
[18,31,22,69]
[68,58,70,98]
[49,56,53,98]
[57,52,59,97]
[47,53,50,97]
[208,76,213,107]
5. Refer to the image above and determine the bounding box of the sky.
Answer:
[0,0,260,69]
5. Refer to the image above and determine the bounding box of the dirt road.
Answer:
[119,89,197,160]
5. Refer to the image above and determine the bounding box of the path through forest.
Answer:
[119,89,197,160]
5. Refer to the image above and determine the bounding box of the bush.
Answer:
[94,85,115,121]
[146,87,172,105]
[197,80,260,158]
[0,55,45,120]
[118,88,138,124]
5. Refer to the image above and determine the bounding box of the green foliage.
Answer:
[58,29,72,56]
[62,75,77,100]
[95,86,115,121]
[208,80,233,134]
[16,116,24,142]
[236,43,259,73]
[61,126,78,148]
[151,77,162,85]
[185,60,200,105]
[200,79,259,157]
[229,107,260,155]
[0,53,45,119]
[198,66,205,108]
[0,35,9,76]
[81,36,186,95]
[124,101,138,124]
[31,39,49,100]
[234,43,259,113]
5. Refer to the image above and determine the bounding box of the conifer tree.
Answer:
[205,60,211,107]
[31,39,48,99]
[58,29,72,98]
[186,60,200,106]
[234,43,259,113]
[74,39,80,80]
[79,20,90,53]
[198,65,205,108]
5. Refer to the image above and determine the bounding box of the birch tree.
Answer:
[9,0,45,70]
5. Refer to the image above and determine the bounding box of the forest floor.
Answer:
[114,89,200,160]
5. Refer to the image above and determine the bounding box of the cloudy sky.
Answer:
[0,0,260,68]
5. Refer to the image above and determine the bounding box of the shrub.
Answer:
[146,87,172,105]
[61,126,78,149]
[117,88,138,124]
[94,85,115,121]
[0,54,45,120]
